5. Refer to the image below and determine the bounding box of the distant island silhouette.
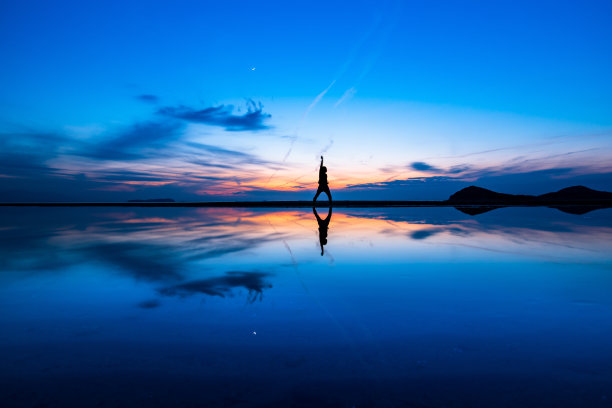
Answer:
[128,198,176,203]
[1,185,611,214]
[449,185,612,215]
[448,185,612,204]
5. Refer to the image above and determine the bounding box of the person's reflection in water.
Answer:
[313,206,332,256]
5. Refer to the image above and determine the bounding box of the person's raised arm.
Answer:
[320,155,324,168]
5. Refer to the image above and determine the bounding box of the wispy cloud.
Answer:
[159,271,273,303]
[343,168,612,200]
[158,99,271,131]
[0,100,282,201]
[301,80,336,124]
[334,87,357,108]
[2,95,612,202]
[410,161,441,172]
[86,121,182,160]
[136,94,159,104]
[319,138,334,156]
[184,142,283,170]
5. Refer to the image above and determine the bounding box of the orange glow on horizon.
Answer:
[47,207,612,265]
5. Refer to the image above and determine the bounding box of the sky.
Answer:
[0,0,611,201]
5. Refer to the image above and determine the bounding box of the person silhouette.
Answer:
[313,156,332,203]
[313,206,332,256]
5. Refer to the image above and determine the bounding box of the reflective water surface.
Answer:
[1,206,612,407]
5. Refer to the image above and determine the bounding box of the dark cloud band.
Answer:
[158,100,271,131]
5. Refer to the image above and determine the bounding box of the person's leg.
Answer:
[324,187,332,202]
[313,188,322,202]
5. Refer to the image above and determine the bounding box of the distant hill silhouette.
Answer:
[447,185,612,204]
[128,198,176,203]
[448,185,612,215]
[448,186,533,204]
[1,186,610,213]
[537,186,612,202]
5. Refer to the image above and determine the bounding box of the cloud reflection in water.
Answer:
[1,206,612,306]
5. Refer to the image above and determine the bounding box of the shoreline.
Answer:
[1,200,611,209]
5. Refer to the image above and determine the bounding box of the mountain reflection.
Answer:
[453,205,612,216]
[1,207,612,306]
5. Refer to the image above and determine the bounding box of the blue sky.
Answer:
[1,0,611,201]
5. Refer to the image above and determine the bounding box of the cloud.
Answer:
[187,160,238,170]
[87,121,182,160]
[301,80,336,124]
[334,87,357,108]
[138,299,161,309]
[186,142,261,160]
[341,168,612,201]
[410,229,441,240]
[0,125,281,201]
[448,164,472,174]
[0,208,284,276]
[342,176,470,200]
[0,132,83,202]
[159,271,273,303]
[185,142,283,170]
[158,99,271,131]
[410,161,442,172]
[87,242,185,282]
[319,138,334,156]
[136,94,159,104]
[0,94,284,201]
[281,135,297,163]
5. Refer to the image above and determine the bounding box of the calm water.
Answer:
[1,206,612,407]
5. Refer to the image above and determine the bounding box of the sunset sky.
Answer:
[1,0,611,201]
